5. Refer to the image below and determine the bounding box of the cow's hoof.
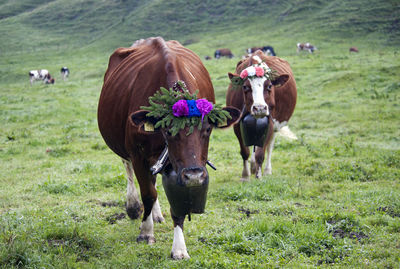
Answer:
[126,202,143,220]
[263,168,272,175]
[171,250,190,260]
[137,235,156,244]
[240,177,250,182]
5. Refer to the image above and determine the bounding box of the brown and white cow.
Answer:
[29,69,54,85]
[297,42,317,53]
[98,37,239,259]
[226,50,297,181]
[215,48,234,59]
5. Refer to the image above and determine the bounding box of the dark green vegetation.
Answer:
[1,0,399,268]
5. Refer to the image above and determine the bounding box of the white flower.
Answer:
[246,66,256,77]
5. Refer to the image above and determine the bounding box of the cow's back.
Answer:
[98,37,215,159]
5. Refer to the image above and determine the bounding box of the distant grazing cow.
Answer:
[226,50,297,180]
[98,37,240,259]
[215,48,234,59]
[246,46,276,56]
[60,67,70,80]
[297,43,317,53]
[29,69,54,85]
[204,55,212,60]
[349,47,359,53]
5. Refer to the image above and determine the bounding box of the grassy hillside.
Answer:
[0,0,399,55]
[1,0,400,268]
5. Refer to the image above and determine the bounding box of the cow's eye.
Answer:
[265,84,272,92]
[243,85,251,92]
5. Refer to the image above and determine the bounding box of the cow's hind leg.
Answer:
[122,159,143,219]
[171,215,190,259]
[234,124,250,181]
[263,132,276,175]
[151,183,165,223]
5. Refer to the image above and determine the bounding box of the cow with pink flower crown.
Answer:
[226,50,297,180]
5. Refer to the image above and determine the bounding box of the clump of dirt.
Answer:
[101,201,120,207]
[327,219,368,240]
[238,207,259,218]
[107,213,126,224]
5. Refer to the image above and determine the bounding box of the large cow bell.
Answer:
[162,164,209,217]
[240,113,269,147]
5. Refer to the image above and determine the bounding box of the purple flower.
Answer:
[172,100,189,117]
[196,99,213,121]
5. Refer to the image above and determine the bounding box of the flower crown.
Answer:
[141,81,231,136]
[230,62,277,87]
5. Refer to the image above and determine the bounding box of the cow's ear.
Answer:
[129,110,159,133]
[215,106,241,129]
[272,74,289,88]
[228,72,244,86]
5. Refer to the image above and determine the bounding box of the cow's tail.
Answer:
[278,126,297,140]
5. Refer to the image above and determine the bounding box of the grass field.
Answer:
[1,0,400,268]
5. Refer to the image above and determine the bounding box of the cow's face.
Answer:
[162,121,212,186]
[228,60,289,118]
[130,107,240,185]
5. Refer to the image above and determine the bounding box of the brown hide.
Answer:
[226,51,297,124]
[215,48,233,58]
[98,37,215,163]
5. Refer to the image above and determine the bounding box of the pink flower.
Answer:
[172,100,189,117]
[240,69,248,79]
[255,66,264,77]
[196,99,213,121]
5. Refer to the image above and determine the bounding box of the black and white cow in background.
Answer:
[29,69,54,85]
[60,67,70,80]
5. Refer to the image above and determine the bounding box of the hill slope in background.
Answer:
[0,0,399,55]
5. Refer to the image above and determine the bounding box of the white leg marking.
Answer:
[241,159,250,181]
[122,159,141,210]
[264,133,276,175]
[256,166,262,178]
[138,214,155,244]
[152,196,164,223]
[171,226,190,259]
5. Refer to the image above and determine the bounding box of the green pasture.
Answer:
[1,0,400,268]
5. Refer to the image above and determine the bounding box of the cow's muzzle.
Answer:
[251,104,269,118]
[180,167,208,187]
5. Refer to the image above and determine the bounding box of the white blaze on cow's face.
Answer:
[248,76,269,117]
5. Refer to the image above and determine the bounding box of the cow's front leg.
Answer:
[171,215,190,259]
[137,195,156,244]
[254,147,266,178]
[234,125,250,181]
[132,158,157,244]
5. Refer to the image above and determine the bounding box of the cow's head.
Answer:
[129,84,240,187]
[228,55,289,118]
